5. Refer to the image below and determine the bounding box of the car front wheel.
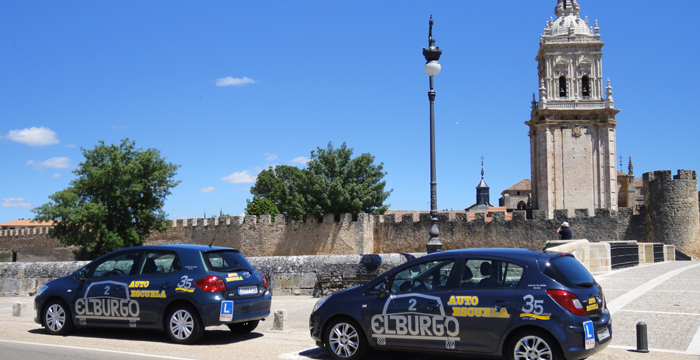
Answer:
[166,304,204,344]
[508,329,563,360]
[324,317,368,360]
[227,320,259,334]
[43,299,74,335]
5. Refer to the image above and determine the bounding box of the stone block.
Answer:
[492,212,506,223]
[402,214,414,223]
[532,210,547,221]
[12,302,27,317]
[246,215,258,224]
[553,209,569,222]
[340,213,352,223]
[273,309,288,331]
[512,211,526,221]
[474,213,486,223]
[419,213,431,222]
[274,214,286,224]
[323,214,335,224]
[574,209,590,218]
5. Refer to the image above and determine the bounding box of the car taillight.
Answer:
[547,289,586,316]
[195,276,227,292]
[262,274,268,289]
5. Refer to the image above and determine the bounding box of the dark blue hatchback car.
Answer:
[35,244,271,344]
[310,248,611,360]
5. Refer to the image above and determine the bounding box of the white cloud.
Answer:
[291,157,310,165]
[201,186,217,193]
[29,157,70,170]
[265,153,277,161]
[52,173,61,178]
[214,76,256,87]
[1,198,33,209]
[221,170,256,184]
[112,125,127,129]
[5,127,59,146]
[234,187,250,191]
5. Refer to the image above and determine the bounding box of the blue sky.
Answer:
[2,1,699,222]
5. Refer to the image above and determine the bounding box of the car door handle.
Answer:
[162,283,172,289]
[426,301,441,310]
[493,301,511,308]
[115,286,123,291]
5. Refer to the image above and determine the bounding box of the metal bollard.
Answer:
[636,321,649,353]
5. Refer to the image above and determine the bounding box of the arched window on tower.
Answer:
[582,76,590,97]
[559,76,567,98]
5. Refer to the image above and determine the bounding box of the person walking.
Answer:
[557,222,572,240]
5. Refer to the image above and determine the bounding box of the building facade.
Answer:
[526,0,619,218]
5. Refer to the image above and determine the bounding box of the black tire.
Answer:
[43,299,74,336]
[227,320,259,334]
[165,304,204,344]
[507,329,563,360]
[323,316,369,360]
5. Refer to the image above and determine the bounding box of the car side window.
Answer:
[89,252,141,278]
[140,251,181,275]
[462,259,524,289]
[391,259,455,293]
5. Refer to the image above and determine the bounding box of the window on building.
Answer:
[559,76,567,97]
[582,76,590,97]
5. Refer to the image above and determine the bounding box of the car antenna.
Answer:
[541,240,551,252]
[209,233,217,248]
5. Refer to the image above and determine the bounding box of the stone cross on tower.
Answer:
[526,0,620,218]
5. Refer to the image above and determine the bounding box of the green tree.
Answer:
[245,196,281,219]
[32,139,181,260]
[306,142,392,218]
[248,142,392,220]
[249,165,308,220]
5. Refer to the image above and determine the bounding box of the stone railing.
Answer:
[545,101,605,110]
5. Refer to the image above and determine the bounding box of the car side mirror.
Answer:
[379,283,388,298]
[75,269,87,282]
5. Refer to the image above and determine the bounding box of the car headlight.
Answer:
[313,295,331,313]
[36,285,48,297]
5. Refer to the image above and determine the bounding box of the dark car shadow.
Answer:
[297,348,496,360]
[28,327,263,345]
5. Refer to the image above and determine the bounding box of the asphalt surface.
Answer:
[1,261,699,360]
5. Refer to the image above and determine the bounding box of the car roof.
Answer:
[425,248,547,261]
[122,244,239,253]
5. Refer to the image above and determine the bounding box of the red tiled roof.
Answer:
[0,220,55,228]
[502,179,531,193]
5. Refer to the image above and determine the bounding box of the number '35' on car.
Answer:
[310,248,611,360]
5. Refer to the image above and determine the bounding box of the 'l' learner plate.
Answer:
[583,321,595,350]
[238,286,258,295]
[597,327,610,342]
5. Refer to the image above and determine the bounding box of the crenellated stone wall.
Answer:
[0,170,697,261]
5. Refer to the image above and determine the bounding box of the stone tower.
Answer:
[526,0,619,218]
[643,170,700,257]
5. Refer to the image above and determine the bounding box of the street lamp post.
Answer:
[423,15,443,254]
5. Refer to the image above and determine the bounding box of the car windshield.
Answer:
[544,255,595,287]
[202,250,253,272]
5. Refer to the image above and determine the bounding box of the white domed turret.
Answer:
[544,0,595,36]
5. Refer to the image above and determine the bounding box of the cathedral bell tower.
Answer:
[526,0,620,218]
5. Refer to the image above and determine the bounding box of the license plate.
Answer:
[597,327,610,341]
[238,286,258,295]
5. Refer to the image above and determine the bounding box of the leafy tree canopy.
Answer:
[33,139,181,260]
[245,196,281,219]
[249,142,391,220]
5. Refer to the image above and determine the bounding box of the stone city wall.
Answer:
[0,170,697,261]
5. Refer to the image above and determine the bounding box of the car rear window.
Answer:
[543,255,595,288]
[202,250,253,272]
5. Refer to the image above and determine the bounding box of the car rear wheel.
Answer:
[227,320,259,334]
[166,304,204,344]
[508,329,563,360]
[43,299,74,335]
[324,317,368,360]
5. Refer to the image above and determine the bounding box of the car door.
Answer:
[74,250,143,328]
[126,250,182,324]
[369,257,460,352]
[449,257,525,353]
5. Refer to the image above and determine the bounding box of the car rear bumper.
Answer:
[561,320,612,359]
[197,290,272,327]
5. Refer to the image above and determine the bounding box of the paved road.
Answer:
[2,261,700,360]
